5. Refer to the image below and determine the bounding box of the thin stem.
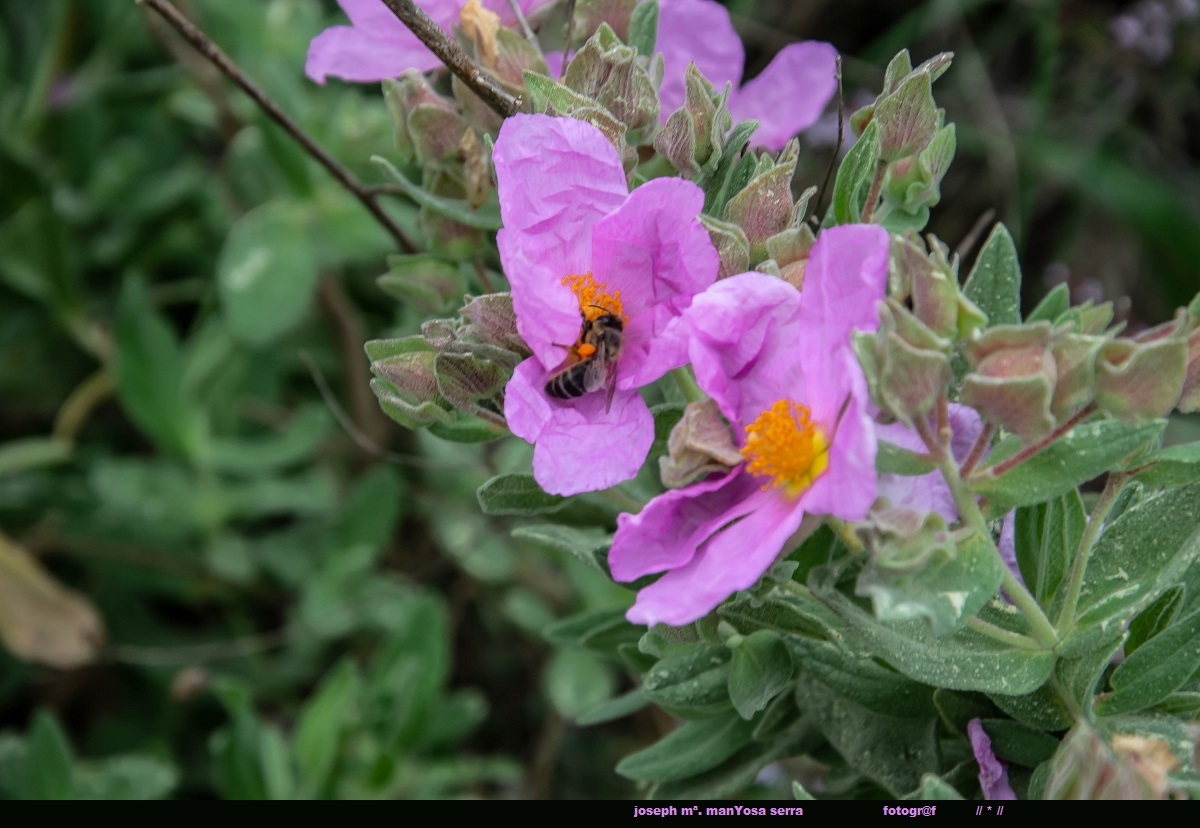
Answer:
[506,0,537,44]
[974,404,1096,481]
[958,422,996,479]
[815,55,844,217]
[671,367,706,404]
[913,414,942,458]
[938,452,1059,648]
[136,0,417,253]
[380,0,522,117]
[966,616,1043,651]
[561,0,578,78]
[109,627,291,666]
[52,369,114,442]
[859,158,889,224]
[1054,471,1126,631]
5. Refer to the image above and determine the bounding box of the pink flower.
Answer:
[656,0,838,151]
[494,113,719,496]
[306,0,548,84]
[608,224,889,626]
[968,718,1018,800]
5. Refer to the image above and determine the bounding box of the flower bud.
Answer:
[658,398,744,489]
[1180,321,1200,413]
[1048,329,1104,421]
[459,293,529,356]
[724,140,800,263]
[1095,310,1189,423]
[384,71,465,165]
[1043,725,1179,800]
[856,504,954,575]
[699,215,750,280]
[960,322,1057,444]
[370,350,453,427]
[854,299,952,426]
[435,352,509,427]
[894,232,959,339]
[563,25,659,136]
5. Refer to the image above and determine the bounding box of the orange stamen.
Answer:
[562,272,626,324]
[740,399,830,497]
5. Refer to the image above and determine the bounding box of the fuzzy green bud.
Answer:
[960,322,1057,444]
[1095,310,1189,423]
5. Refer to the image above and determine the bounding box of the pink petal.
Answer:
[798,368,878,522]
[656,0,744,117]
[338,0,420,30]
[609,470,764,581]
[494,114,631,366]
[968,719,1018,800]
[684,272,802,426]
[589,177,718,388]
[305,26,442,83]
[626,491,806,626]
[504,358,654,496]
[727,41,838,151]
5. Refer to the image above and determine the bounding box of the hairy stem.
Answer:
[957,422,996,479]
[1053,471,1126,632]
[973,404,1096,481]
[136,0,417,252]
[380,0,522,117]
[966,615,1043,651]
[671,366,706,404]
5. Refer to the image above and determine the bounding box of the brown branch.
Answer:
[379,0,522,118]
[136,0,417,253]
[814,55,844,220]
[974,404,1098,481]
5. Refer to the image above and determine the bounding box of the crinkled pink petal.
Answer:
[305,26,443,83]
[609,469,764,582]
[590,177,718,388]
[504,358,653,496]
[626,490,806,626]
[968,719,1018,800]
[727,41,838,152]
[656,0,744,117]
[494,114,630,366]
[798,365,878,522]
[685,273,802,426]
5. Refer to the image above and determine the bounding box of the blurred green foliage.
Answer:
[0,0,1197,800]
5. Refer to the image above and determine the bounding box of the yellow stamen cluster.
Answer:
[562,272,626,324]
[740,399,830,497]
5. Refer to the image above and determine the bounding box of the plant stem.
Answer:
[859,158,889,224]
[939,450,1059,648]
[958,422,996,479]
[972,403,1096,481]
[966,616,1043,650]
[135,0,418,253]
[562,0,578,77]
[1053,471,1126,631]
[380,0,523,117]
[671,367,706,404]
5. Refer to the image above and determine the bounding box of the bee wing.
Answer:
[603,360,618,414]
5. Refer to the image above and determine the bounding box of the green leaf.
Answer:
[977,718,1060,767]
[545,648,616,720]
[542,607,640,651]
[1014,489,1086,606]
[24,711,73,800]
[1056,632,1125,714]
[371,156,501,231]
[616,709,755,782]
[874,73,938,162]
[1131,440,1200,490]
[727,630,793,720]
[1098,608,1200,716]
[258,724,296,800]
[427,413,509,443]
[703,122,759,216]
[719,592,844,642]
[0,437,71,478]
[973,419,1166,510]
[73,756,178,800]
[794,670,939,797]
[987,683,1072,731]
[641,644,733,716]
[292,659,359,797]
[788,636,937,717]
[962,223,1021,327]
[832,120,880,225]
[576,687,648,725]
[334,466,403,554]
[627,0,658,56]
[202,405,331,475]
[216,201,318,346]
[792,780,816,800]
[1026,283,1071,324]
[511,523,611,573]
[811,568,1054,694]
[1061,479,1200,654]
[476,472,568,516]
[1126,585,1184,656]
[855,529,1003,637]
[876,439,936,475]
[1152,691,1200,718]
[113,277,203,458]
[906,773,965,800]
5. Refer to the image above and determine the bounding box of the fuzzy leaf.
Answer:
[476,472,569,515]
[962,223,1021,327]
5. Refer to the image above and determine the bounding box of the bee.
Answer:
[545,307,625,412]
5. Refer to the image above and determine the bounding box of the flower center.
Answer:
[563,272,626,325]
[740,399,830,497]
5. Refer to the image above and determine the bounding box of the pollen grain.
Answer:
[740,399,830,497]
